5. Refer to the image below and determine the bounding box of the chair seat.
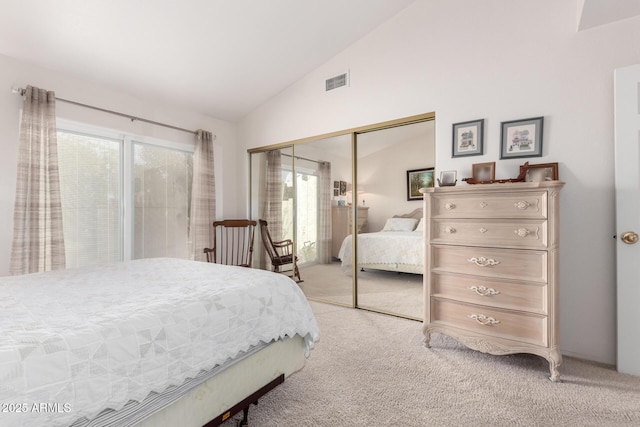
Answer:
[272,254,293,266]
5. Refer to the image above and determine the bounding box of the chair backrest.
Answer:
[258,219,279,263]
[209,219,256,267]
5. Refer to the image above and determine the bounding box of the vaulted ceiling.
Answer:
[0,0,415,121]
[0,1,636,122]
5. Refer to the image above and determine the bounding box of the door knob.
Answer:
[621,231,639,245]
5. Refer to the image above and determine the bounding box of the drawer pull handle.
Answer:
[444,226,456,234]
[444,203,456,210]
[468,314,500,326]
[514,200,531,210]
[469,285,501,296]
[514,228,531,237]
[468,257,500,267]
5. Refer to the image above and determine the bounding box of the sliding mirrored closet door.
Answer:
[250,146,295,277]
[249,113,435,320]
[292,136,354,307]
[355,121,435,320]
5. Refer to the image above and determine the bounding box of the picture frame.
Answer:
[472,162,495,182]
[333,188,339,197]
[339,181,347,196]
[333,180,339,189]
[438,170,457,187]
[500,116,544,159]
[407,167,435,200]
[520,162,558,182]
[452,119,484,157]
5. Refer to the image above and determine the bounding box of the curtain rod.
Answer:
[12,86,207,137]
[281,153,323,165]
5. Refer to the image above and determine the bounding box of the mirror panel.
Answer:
[355,121,435,320]
[293,136,354,307]
[250,147,295,276]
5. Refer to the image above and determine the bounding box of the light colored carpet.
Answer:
[298,262,422,320]
[228,301,640,427]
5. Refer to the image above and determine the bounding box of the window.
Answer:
[57,123,193,268]
[281,167,318,265]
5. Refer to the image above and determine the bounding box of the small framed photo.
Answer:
[333,188,339,197]
[472,162,495,182]
[407,167,435,200]
[500,117,544,159]
[333,180,339,189]
[438,170,457,187]
[452,119,484,157]
[520,162,558,182]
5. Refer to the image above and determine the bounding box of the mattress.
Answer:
[0,258,320,427]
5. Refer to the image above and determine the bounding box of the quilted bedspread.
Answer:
[0,258,320,426]
[338,231,424,269]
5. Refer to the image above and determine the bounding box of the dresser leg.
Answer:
[548,355,562,382]
[422,330,431,348]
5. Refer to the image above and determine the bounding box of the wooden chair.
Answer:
[258,219,302,282]
[204,219,257,267]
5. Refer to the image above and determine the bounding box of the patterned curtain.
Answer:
[10,85,66,275]
[258,150,282,269]
[188,130,216,261]
[317,161,332,264]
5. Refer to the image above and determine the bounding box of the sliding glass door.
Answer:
[57,124,194,268]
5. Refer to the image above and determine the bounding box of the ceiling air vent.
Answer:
[325,71,349,92]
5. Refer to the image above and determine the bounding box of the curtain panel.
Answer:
[318,161,332,264]
[258,150,283,270]
[10,85,66,275]
[188,130,216,262]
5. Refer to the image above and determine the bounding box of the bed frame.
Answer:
[358,208,424,275]
[133,336,306,427]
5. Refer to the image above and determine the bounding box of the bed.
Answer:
[338,208,424,275]
[0,257,320,427]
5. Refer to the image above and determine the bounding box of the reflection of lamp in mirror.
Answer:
[348,185,366,206]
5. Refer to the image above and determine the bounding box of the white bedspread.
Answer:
[0,258,319,427]
[338,231,423,270]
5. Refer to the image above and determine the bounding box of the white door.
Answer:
[615,64,640,376]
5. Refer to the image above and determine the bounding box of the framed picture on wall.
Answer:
[452,119,484,157]
[407,167,434,200]
[339,181,347,196]
[500,116,544,159]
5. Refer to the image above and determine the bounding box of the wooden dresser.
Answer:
[332,206,369,259]
[420,181,564,381]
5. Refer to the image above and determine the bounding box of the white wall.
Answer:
[0,53,239,276]
[238,0,640,365]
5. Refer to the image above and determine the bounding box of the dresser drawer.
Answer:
[432,273,546,314]
[431,245,547,283]
[431,192,547,219]
[431,219,548,249]
[431,298,547,346]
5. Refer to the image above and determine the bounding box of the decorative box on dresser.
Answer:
[331,206,369,259]
[420,181,564,381]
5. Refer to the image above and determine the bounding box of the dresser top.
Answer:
[419,180,565,195]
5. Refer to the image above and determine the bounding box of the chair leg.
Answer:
[294,265,303,283]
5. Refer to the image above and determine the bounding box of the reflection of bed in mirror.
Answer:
[1,258,319,427]
[338,208,424,275]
